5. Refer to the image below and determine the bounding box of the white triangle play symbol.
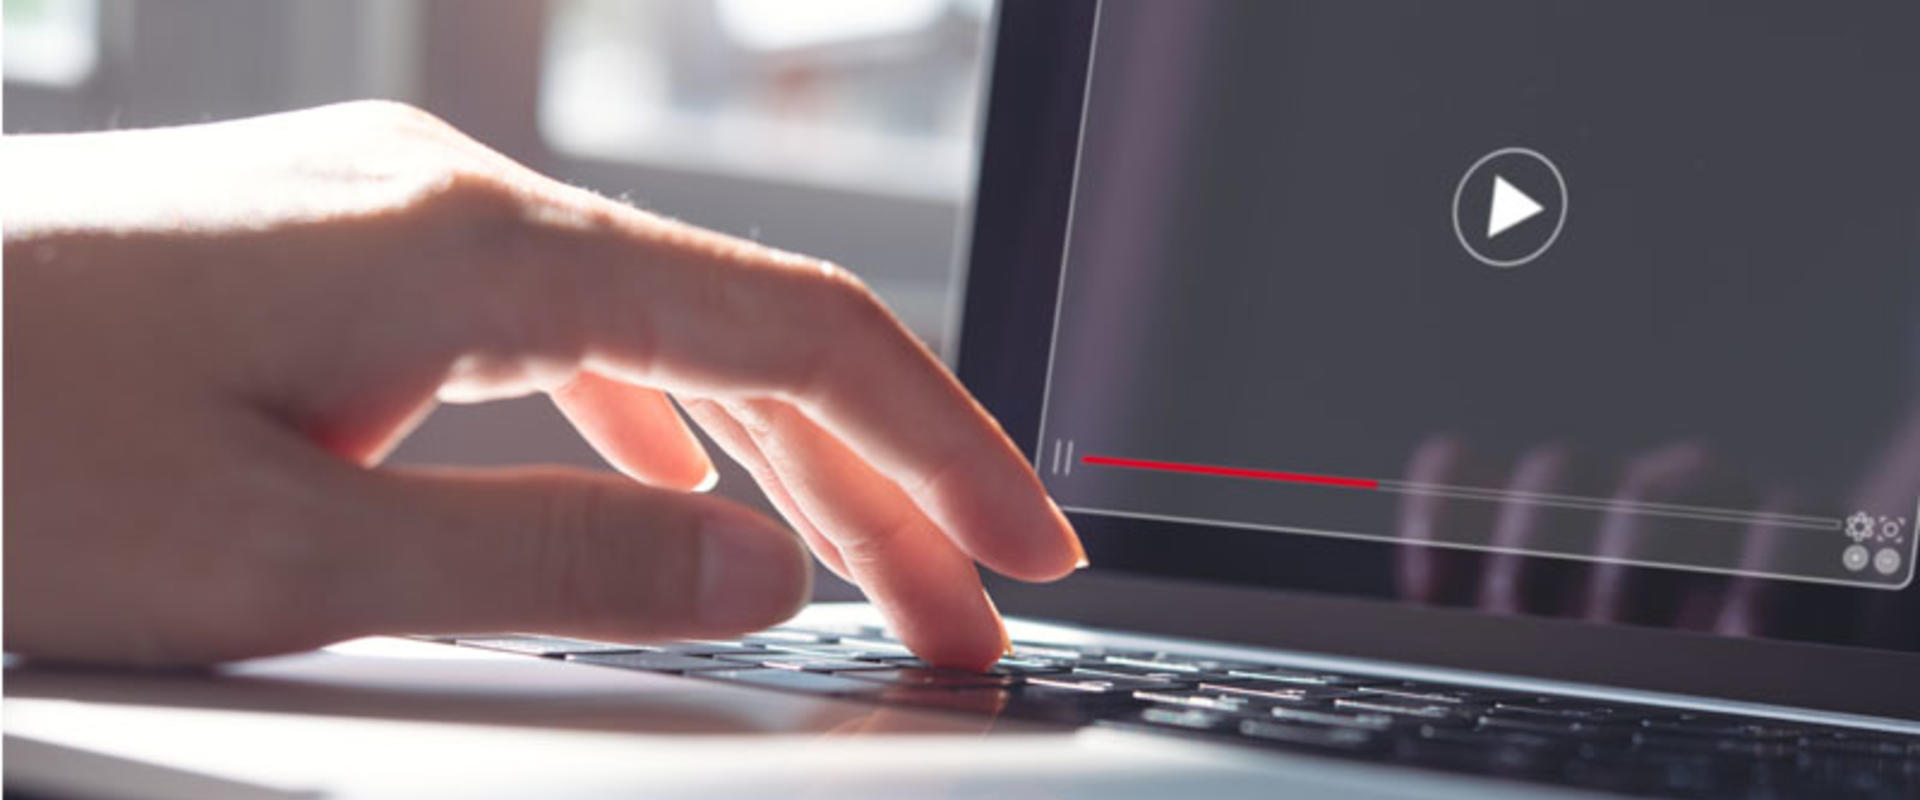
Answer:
[1487,175,1544,239]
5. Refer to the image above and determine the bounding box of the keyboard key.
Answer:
[711,651,870,669]
[1490,698,1643,722]
[1398,727,1569,777]
[1419,723,1571,753]
[747,655,893,672]
[1026,673,1178,693]
[1132,689,1261,714]
[1799,732,1917,759]
[1008,642,1092,660]
[1139,706,1239,732]
[1638,713,1805,740]
[1633,731,1800,760]
[1238,719,1382,751]
[1357,682,1525,705]
[1102,654,1268,674]
[1270,706,1396,730]
[646,641,772,656]
[767,642,918,660]
[700,668,889,696]
[1071,664,1192,682]
[742,630,838,645]
[876,686,1016,716]
[453,635,645,657]
[1226,667,1384,687]
[772,622,888,639]
[1004,688,1148,726]
[1200,680,1357,705]
[989,656,1075,674]
[838,668,1022,689]
[1101,706,1241,735]
[872,656,1037,680]
[1477,714,1636,739]
[1636,752,1722,795]
[823,637,916,657]
[567,651,740,672]
[1334,696,1473,722]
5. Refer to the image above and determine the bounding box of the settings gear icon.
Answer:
[1846,512,1876,543]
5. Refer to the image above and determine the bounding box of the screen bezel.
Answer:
[958,0,1920,718]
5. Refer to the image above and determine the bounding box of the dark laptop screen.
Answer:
[1027,0,1920,652]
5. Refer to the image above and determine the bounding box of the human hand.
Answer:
[2,101,1082,669]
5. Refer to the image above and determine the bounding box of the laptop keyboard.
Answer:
[427,627,1919,799]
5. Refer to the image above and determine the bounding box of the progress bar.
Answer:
[1080,453,1841,532]
[1078,455,1379,490]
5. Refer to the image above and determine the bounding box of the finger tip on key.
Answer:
[905,631,1010,673]
[890,592,1012,672]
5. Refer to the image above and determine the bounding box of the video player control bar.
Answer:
[1044,446,1915,590]
[1080,454,1837,532]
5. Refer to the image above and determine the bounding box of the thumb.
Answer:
[324,465,812,642]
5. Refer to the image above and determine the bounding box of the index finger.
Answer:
[495,180,1085,582]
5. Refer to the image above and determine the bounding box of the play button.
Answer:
[1487,176,1543,238]
[1453,147,1567,268]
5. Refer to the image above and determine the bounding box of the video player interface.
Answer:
[1035,0,1920,602]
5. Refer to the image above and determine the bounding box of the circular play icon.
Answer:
[1452,147,1568,268]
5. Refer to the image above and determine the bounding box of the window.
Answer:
[540,0,992,200]
[3,0,100,87]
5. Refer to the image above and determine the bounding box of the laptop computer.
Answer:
[7,1,1919,797]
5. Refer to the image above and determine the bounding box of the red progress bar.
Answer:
[1080,455,1380,490]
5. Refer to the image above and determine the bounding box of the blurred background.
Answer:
[4,0,998,599]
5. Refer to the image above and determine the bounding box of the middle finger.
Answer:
[721,398,1009,669]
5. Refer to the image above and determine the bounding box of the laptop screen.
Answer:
[1023,0,1920,652]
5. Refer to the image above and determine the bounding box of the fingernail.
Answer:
[979,588,1014,656]
[697,515,810,629]
[691,466,720,494]
[1050,496,1090,570]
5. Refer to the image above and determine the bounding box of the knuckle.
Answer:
[413,174,549,285]
[815,262,890,328]
[835,519,914,571]
[351,98,450,133]
[786,262,891,400]
[413,166,525,230]
[893,451,968,514]
[336,103,521,229]
[725,399,781,441]
[831,502,925,571]
[405,173,590,368]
